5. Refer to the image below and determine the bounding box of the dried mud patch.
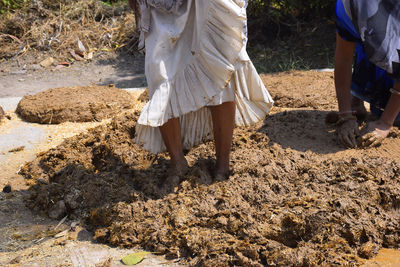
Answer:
[16,85,135,124]
[21,110,400,266]
[261,71,337,110]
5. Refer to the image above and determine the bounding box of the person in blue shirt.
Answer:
[335,0,400,148]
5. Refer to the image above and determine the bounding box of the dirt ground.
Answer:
[1,52,400,266]
[0,52,179,267]
[0,51,146,98]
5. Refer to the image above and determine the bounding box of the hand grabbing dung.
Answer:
[358,120,391,148]
[337,117,359,148]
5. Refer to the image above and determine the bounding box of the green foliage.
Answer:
[101,0,128,7]
[0,0,27,13]
[121,252,151,265]
[247,0,336,41]
[248,0,335,19]
[247,0,337,73]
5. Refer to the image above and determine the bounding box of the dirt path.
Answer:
[0,52,146,98]
[0,53,399,266]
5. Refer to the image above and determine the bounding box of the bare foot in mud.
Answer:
[213,171,230,182]
[160,159,189,194]
[358,120,392,147]
[213,163,230,182]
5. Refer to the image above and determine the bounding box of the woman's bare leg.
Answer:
[159,118,188,174]
[209,101,236,177]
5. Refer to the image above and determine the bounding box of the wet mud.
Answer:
[16,85,135,124]
[262,70,337,110]
[21,98,400,266]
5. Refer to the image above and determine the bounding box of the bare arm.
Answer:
[334,33,356,114]
[334,33,360,148]
[359,82,400,147]
[380,82,400,126]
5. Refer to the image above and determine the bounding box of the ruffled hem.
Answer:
[137,0,247,127]
[135,60,274,154]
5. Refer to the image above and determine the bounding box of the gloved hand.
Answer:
[337,116,359,148]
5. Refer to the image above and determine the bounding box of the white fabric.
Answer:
[136,0,185,50]
[134,0,274,154]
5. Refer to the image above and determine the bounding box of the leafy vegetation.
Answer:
[100,0,128,7]
[247,0,336,41]
[0,0,27,13]
[247,0,336,72]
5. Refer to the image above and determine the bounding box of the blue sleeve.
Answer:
[335,0,360,42]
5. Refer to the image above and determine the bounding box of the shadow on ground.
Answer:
[259,109,342,154]
[96,51,147,88]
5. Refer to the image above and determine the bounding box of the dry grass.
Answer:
[0,0,137,60]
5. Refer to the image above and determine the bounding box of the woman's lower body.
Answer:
[134,0,273,180]
[351,43,400,125]
[159,101,236,180]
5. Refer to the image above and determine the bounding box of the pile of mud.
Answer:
[262,71,337,110]
[16,85,135,124]
[21,110,400,266]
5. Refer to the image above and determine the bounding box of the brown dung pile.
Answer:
[16,85,136,124]
[262,70,337,110]
[21,103,400,266]
[0,0,136,59]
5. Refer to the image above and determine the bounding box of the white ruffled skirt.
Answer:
[135,0,274,154]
